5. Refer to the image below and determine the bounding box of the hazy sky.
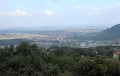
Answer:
[0,0,120,27]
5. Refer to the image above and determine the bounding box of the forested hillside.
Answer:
[95,24,120,40]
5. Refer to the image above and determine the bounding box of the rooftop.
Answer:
[114,52,120,55]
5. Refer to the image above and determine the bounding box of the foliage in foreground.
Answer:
[0,42,120,76]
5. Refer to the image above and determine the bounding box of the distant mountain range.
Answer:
[94,24,120,40]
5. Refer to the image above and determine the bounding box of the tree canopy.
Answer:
[0,42,120,76]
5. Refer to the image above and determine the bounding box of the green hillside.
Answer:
[95,24,120,40]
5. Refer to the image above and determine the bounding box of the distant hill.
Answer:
[94,24,120,40]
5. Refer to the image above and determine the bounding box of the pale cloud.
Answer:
[44,9,53,16]
[9,10,29,16]
[112,3,120,8]
[86,8,101,16]
[115,3,120,6]
[70,5,81,9]
[0,10,30,16]
[73,6,81,9]
[108,3,120,9]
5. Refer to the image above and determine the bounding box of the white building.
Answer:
[113,52,120,59]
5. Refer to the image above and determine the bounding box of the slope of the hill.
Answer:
[94,24,120,40]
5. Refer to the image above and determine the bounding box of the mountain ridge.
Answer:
[95,24,120,40]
